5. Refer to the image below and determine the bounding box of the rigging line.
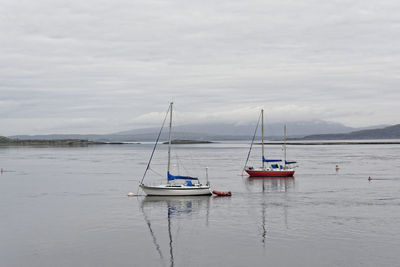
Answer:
[181,157,190,176]
[173,106,192,173]
[175,153,187,176]
[242,111,262,175]
[171,106,197,177]
[174,152,180,175]
[187,143,197,176]
[180,111,198,175]
[149,167,164,178]
[139,105,170,185]
[180,153,192,177]
[140,200,166,266]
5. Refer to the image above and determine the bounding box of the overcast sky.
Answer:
[1,0,399,135]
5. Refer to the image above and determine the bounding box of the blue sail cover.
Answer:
[285,160,297,164]
[262,156,282,162]
[168,172,199,181]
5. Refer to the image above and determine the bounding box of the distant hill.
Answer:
[10,134,125,142]
[9,132,251,142]
[0,136,101,146]
[9,121,392,142]
[114,120,358,137]
[0,136,11,143]
[300,124,400,140]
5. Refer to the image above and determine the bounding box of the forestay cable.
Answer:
[242,112,262,175]
[139,105,170,185]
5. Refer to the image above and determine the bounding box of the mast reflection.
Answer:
[245,176,295,193]
[140,196,210,267]
[245,177,295,246]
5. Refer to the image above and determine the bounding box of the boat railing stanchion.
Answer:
[205,167,209,186]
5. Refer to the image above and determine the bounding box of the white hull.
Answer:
[140,184,212,196]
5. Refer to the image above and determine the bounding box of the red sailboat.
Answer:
[243,109,297,177]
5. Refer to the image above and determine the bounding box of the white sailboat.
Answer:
[139,102,212,196]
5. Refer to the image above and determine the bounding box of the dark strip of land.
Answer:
[163,140,213,144]
[261,141,400,145]
[0,137,123,146]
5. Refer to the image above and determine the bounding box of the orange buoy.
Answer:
[212,190,232,196]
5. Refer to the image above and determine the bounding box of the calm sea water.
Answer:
[1,142,399,267]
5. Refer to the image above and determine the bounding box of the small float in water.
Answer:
[212,190,232,197]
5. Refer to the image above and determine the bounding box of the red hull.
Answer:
[212,190,232,196]
[245,169,294,177]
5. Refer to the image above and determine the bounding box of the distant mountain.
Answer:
[114,120,358,137]
[9,132,251,142]
[355,124,390,131]
[9,121,392,142]
[300,124,400,140]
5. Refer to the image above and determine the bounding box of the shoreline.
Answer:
[259,141,400,145]
[0,139,126,147]
[1,140,399,147]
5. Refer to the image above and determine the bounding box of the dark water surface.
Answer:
[1,143,399,266]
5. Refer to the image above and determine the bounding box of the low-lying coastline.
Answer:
[162,139,214,144]
[261,141,400,145]
[0,136,123,146]
[2,136,399,146]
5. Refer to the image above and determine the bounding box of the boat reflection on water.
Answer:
[245,177,295,246]
[140,196,210,267]
[245,176,295,193]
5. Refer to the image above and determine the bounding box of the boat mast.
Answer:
[167,102,173,183]
[261,109,265,169]
[284,124,287,167]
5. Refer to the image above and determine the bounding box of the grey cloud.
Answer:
[0,0,399,135]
